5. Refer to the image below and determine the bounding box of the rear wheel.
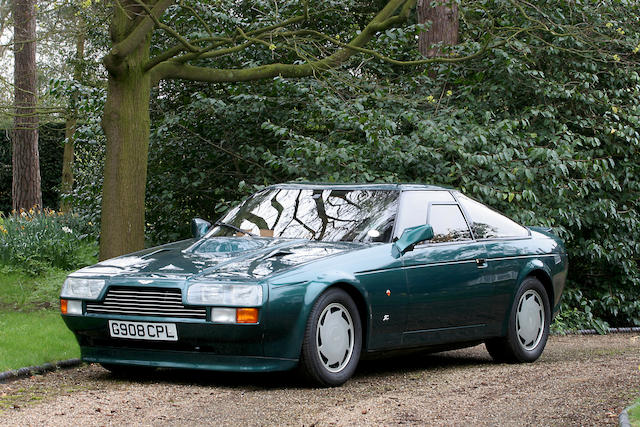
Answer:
[299,288,362,387]
[486,277,550,363]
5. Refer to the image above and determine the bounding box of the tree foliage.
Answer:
[30,0,637,328]
[125,0,640,327]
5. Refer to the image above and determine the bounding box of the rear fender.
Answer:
[498,259,553,335]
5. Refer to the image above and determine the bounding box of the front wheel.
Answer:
[299,288,362,387]
[486,277,550,363]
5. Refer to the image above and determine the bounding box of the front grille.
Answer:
[85,287,206,319]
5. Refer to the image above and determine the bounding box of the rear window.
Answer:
[456,194,529,239]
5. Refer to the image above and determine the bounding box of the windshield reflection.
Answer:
[206,188,399,242]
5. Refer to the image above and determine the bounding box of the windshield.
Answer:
[206,187,399,242]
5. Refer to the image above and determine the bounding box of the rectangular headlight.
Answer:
[60,277,106,300]
[187,283,263,306]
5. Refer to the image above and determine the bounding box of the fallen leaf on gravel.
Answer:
[361,409,368,414]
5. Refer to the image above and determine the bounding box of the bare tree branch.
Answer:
[104,0,174,72]
[150,0,417,84]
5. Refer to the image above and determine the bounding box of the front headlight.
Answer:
[186,283,263,306]
[60,277,106,300]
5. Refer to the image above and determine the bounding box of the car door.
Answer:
[399,198,493,346]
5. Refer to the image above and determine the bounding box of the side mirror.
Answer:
[191,218,211,239]
[391,224,434,258]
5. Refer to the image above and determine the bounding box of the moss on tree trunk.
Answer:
[99,36,151,260]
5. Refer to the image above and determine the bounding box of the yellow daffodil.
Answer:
[446,90,453,96]
[269,44,276,51]
[606,22,613,28]
[613,54,620,61]
[426,95,435,103]
[616,28,625,35]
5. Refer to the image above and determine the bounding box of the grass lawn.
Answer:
[629,397,640,427]
[0,267,80,371]
[0,311,80,371]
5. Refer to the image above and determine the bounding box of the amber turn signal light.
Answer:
[236,308,259,323]
[60,299,68,314]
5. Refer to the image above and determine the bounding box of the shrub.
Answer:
[0,208,98,275]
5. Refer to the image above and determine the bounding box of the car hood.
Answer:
[72,237,366,281]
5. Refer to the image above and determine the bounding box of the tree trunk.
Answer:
[12,0,41,211]
[99,40,151,260]
[60,118,75,213]
[60,23,85,213]
[417,0,459,57]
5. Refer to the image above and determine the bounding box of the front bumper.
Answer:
[63,314,297,373]
[81,346,297,372]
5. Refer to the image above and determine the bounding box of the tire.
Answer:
[299,288,362,387]
[485,277,550,363]
[100,363,156,378]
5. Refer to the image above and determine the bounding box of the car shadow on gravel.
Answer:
[355,345,493,378]
[92,344,494,390]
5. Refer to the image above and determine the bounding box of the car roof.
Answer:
[269,182,452,191]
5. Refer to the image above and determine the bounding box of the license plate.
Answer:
[108,320,178,341]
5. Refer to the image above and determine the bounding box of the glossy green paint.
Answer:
[191,218,211,239]
[61,183,568,373]
[392,224,434,257]
[402,240,491,345]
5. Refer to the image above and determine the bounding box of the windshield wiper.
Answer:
[214,221,256,237]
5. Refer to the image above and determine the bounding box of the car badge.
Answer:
[159,264,184,271]
[138,279,153,284]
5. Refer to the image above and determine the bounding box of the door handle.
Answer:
[476,258,488,269]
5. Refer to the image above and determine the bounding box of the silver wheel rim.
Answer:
[516,289,545,351]
[316,302,354,373]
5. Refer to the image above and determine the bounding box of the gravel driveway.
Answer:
[1,334,638,426]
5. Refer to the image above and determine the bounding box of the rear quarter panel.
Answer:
[484,230,567,336]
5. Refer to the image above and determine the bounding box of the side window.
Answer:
[456,193,529,239]
[394,190,455,238]
[427,204,472,243]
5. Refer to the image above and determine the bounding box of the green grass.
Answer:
[629,397,640,427]
[0,267,81,371]
[0,310,80,371]
[0,267,71,310]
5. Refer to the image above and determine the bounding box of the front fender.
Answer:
[262,273,363,361]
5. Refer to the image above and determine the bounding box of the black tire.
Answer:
[485,277,550,363]
[299,288,362,387]
[100,363,156,378]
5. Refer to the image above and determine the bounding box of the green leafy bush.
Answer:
[61,0,639,330]
[0,209,98,275]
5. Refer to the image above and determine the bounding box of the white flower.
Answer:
[62,226,73,234]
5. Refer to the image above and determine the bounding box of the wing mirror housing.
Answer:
[191,218,211,239]
[391,224,434,258]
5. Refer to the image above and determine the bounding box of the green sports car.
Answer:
[61,183,567,386]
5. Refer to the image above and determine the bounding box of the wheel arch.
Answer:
[264,276,369,361]
[527,269,554,312]
[325,281,370,351]
[497,260,554,335]
[516,259,554,306]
